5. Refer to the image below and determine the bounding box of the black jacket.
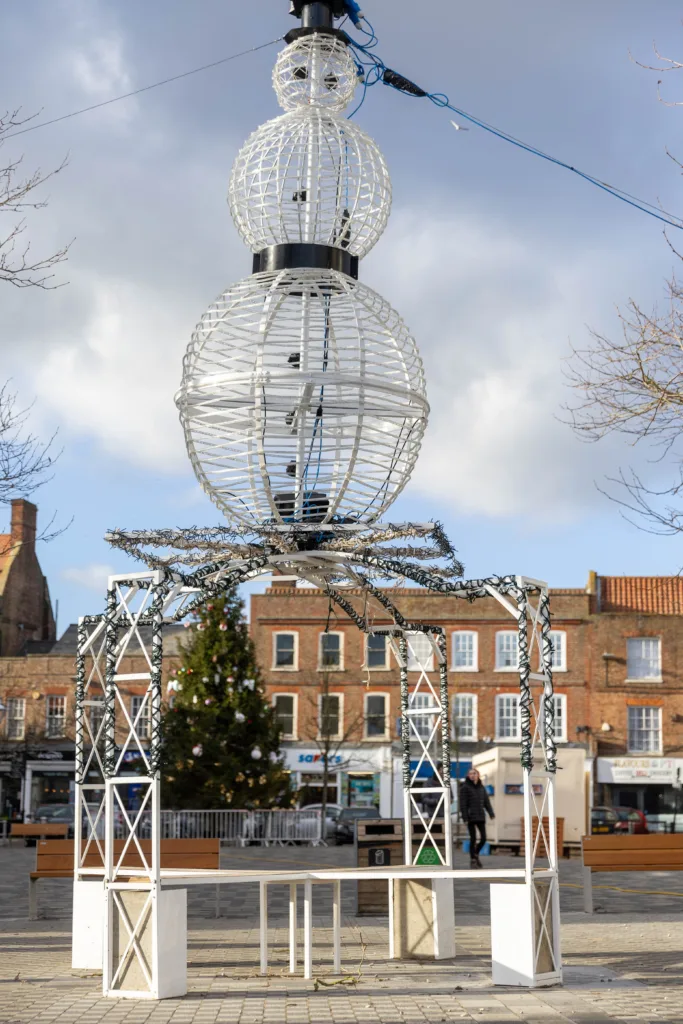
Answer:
[459,778,494,823]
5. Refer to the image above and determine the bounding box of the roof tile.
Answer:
[598,576,683,615]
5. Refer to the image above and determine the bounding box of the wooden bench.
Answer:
[29,838,220,920]
[582,833,683,912]
[11,823,69,845]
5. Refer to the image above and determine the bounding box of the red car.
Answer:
[614,807,649,835]
[591,806,649,834]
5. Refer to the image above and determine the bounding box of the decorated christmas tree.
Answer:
[161,590,292,810]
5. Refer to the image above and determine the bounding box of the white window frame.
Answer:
[495,631,519,672]
[131,695,150,740]
[366,633,389,671]
[318,693,344,741]
[452,692,478,742]
[45,696,67,739]
[272,693,298,740]
[553,693,567,743]
[451,631,478,672]
[407,633,435,673]
[6,697,25,741]
[318,631,344,672]
[495,693,520,741]
[549,630,567,672]
[364,692,389,740]
[410,692,439,741]
[272,631,299,672]
[626,638,662,682]
[627,705,662,754]
[89,700,105,739]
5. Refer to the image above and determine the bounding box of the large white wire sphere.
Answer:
[229,110,391,258]
[273,35,359,112]
[175,269,429,528]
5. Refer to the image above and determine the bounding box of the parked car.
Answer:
[30,804,75,842]
[334,806,380,845]
[591,806,619,834]
[591,806,649,835]
[613,807,649,835]
[299,803,342,841]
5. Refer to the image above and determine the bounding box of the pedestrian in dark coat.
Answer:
[459,767,494,868]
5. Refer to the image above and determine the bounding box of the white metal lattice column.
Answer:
[391,628,452,868]
[490,577,561,987]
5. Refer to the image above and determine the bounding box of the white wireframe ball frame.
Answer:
[273,34,360,113]
[229,110,392,258]
[175,269,429,528]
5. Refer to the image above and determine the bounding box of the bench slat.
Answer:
[589,863,683,873]
[584,849,683,868]
[35,838,220,876]
[12,824,68,837]
[583,835,683,851]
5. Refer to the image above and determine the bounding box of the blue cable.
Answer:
[343,31,683,231]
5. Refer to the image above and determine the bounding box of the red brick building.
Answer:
[252,574,683,824]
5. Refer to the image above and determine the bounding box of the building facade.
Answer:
[587,573,683,823]
[0,624,183,818]
[252,574,683,826]
[250,580,592,817]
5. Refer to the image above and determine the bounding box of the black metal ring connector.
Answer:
[252,243,359,279]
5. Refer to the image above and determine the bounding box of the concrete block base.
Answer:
[391,878,455,960]
[72,878,105,971]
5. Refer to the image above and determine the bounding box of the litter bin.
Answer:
[355,818,403,915]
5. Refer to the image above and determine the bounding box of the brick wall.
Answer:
[251,585,592,750]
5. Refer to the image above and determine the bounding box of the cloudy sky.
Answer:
[2,0,683,631]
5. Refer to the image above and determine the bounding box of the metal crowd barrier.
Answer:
[110,808,324,845]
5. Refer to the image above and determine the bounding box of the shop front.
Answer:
[597,757,683,829]
[282,745,393,816]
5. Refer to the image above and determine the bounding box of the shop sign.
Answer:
[504,783,543,796]
[297,753,342,766]
[597,757,675,784]
[36,751,63,760]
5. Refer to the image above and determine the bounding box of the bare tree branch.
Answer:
[0,109,71,288]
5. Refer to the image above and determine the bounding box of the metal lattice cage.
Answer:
[175,269,429,528]
[273,35,360,113]
[228,109,392,257]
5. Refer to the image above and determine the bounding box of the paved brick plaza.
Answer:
[2,844,683,1023]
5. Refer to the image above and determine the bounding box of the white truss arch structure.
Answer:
[175,270,428,527]
[74,557,561,997]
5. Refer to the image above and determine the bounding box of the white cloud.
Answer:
[31,276,189,470]
[62,562,115,590]
[365,205,637,519]
[69,35,132,99]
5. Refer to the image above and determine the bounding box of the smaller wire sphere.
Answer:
[176,269,429,529]
[229,110,391,257]
[273,35,359,112]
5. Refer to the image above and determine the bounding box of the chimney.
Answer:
[271,569,296,590]
[10,499,37,549]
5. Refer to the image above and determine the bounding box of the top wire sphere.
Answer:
[273,34,360,112]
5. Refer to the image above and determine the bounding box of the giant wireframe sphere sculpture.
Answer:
[177,27,429,528]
